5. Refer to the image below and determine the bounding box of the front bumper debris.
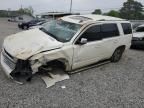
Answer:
[1,49,33,83]
[10,59,33,82]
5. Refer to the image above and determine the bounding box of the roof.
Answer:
[61,14,125,24]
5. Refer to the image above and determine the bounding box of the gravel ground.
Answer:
[0,18,144,108]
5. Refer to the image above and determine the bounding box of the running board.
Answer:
[69,60,111,74]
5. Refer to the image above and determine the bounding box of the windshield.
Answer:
[135,27,144,32]
[40,20,82,42]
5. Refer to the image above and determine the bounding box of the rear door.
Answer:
[99,23,121,58]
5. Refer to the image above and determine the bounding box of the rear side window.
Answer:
[101,24,119,38]
[79,23,119,42]
[121,23,132,34]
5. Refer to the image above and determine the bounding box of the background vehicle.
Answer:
[29,21,51,29]
[18,19,46,30]
[131,24,144,48]
[1,15,132,82]
[8,15,34,23]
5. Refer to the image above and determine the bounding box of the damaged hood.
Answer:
[4,28,63,60]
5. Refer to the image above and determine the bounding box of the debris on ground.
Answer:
[61,86,66,89]
[41,71,69,88]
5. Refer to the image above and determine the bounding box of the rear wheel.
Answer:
[111,47,125,62]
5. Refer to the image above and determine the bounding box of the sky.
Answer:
[0,0,144,14]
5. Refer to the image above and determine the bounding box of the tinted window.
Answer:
[80,25,101,42]
[19,17,23,20]
[101,24,119,38]
[121,23,132,34]
[136,27,144,32]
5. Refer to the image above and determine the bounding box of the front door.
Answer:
[72,24,104,69]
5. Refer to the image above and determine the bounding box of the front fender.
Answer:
[29,48,73,72]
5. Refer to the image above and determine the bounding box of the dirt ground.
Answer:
[0,18,144,108]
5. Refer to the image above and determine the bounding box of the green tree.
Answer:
[24,6,34,16]
[120,0,144,20]
[92,9,102,15]
[106,10,120,17]
[18,6,34,16]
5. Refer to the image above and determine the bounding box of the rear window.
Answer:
[121,23,132,34]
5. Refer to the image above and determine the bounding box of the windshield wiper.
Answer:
[40,28,59,41]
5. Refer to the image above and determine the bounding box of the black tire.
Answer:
[111,47,125,62]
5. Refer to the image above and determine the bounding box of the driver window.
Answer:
[79,25,101,42]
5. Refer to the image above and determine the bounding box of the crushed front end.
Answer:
[1,48,33,82]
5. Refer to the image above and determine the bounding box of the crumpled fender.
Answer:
[29,46,74,73]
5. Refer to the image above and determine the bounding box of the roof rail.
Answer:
[98,19,127,21]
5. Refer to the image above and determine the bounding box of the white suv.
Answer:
[1,15,132,81]
[132,24,144,47]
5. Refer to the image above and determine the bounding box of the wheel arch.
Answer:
[111,45,126,62]
[116,45,126,52]
[45,58,71,71]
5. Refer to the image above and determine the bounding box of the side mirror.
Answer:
[79,38,87,45]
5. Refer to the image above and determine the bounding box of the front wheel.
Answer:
[111,47,125,62]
